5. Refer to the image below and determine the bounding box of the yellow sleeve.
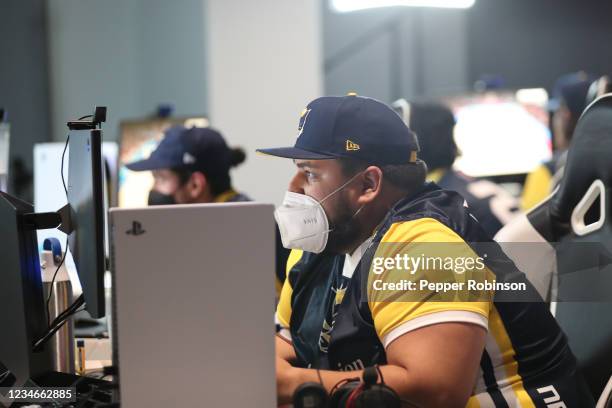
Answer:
[368,218,492,345]
[521,164,553,211]
[276,249,303,329]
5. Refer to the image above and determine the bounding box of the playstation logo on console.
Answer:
[126,221,146,236]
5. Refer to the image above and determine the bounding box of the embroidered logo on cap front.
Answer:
[346,140,360,151]
[297,108,311,137]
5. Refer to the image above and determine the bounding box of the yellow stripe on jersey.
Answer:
[488,306,536,408]
[276,249,304,329]
[286,249,304,275]
[427,168,446,183]
[368,218,491,342]
[465,396,482,408]
[521,164,553,211]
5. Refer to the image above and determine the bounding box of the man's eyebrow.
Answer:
[294,161,318,169]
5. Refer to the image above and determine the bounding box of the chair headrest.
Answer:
[550,93,612,223]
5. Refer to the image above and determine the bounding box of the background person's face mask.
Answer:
[148,189,177,205]
[274,172,363,253]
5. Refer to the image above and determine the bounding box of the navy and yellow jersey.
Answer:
[276,183,592,407]
[214,189,251,203]
[429,169,519,238]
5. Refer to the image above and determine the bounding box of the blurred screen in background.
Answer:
[447,89,552,177]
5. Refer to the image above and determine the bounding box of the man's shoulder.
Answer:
[227,191,252,202]
[380,218,464,245]
[381,184,489,244]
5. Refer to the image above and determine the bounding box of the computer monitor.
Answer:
[0,192,54,387]
[34,141,118,297]
[118,116,208,207]
[0,119,9,192]
[444,89,552,178]
[0,108,107,388]
[66,128,106,319]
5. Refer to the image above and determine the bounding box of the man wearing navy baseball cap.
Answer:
[126,126,249,205]
[263,95,589,407]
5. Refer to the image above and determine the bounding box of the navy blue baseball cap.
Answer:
[126,126,232,173]
[257,94,420,165]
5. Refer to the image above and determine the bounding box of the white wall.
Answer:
[47,0,320,203]
[46,0,208,143]
[206,0,323,203]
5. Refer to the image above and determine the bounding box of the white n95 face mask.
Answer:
[274,191,331,254]
[274,171,363,254]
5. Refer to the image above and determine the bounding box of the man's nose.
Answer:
[288,173,304,194]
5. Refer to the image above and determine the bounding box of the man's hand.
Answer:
[276,335,297,363]
[275,322,486,408]
[276,356,299,405]
[276,335,300,405]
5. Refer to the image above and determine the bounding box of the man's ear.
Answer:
[357,166,383,205]
[188,171,208,199]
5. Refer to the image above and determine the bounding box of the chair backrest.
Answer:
[496,94,612,397]
[551,94,612,397]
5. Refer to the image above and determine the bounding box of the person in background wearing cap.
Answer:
[126,126,250,205]
[260,95,591,407]
[126,125,291,295]
[521,72,595,211]
[409,102,519,238]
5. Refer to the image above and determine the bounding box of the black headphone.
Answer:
[331,366,400,408]
[292,368,330,408]
[292,366,401,408]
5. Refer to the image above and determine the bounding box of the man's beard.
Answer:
[325,195,362,254]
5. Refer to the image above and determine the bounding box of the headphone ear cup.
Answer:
[293,382,330,408]
[353,384,401,408]
[330,381,359,408]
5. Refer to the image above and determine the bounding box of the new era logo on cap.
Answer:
[257,94,419,165]
[346,140,360,151]
[183,152,196,165]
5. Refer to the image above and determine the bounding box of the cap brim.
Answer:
[125,157,172,171]
[256,147,336,160]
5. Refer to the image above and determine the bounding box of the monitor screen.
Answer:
[67,129,106,318]
[34,141,118,297]
[0,123,9,192]
[118,117,208,207]
[445,90,552,177]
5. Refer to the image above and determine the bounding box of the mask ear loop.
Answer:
[323,171,370,236]
[352,204,365,219]
[318,170,365,204]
